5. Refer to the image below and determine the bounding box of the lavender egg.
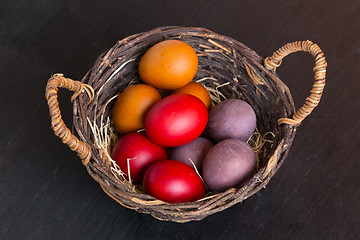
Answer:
[169,137,214,171]
[202,139,256,193]
[205,99,256,142]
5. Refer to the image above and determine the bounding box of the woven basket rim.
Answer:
[71,26,298,222]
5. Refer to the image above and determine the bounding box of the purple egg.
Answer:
[205,99,256,142]
[202,139,256,193]
[169,137,214,171]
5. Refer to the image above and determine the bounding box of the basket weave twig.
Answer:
[45,26,326,223]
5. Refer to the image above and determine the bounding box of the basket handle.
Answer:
[264,40,327,126]
[45,74,95,165]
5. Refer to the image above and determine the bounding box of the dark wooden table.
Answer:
[1,0,359,239]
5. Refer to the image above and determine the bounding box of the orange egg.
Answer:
[112,84,161,135]
[171,81,212,110]
[139,40,198,90]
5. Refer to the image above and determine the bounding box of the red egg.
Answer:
[143,160,206,203]
[111,133,167,184]
[145,94,208,147]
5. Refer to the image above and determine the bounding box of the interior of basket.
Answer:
[74,27,295,197]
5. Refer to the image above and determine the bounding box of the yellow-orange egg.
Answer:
[139,40,198,90]
[112,84,161,135]
[171,81,212,110]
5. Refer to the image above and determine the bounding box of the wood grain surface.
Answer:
[0,0,359,239]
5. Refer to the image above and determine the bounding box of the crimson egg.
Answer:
[143,160,206,203]
[145,94,208,147]
[111,133,167,184]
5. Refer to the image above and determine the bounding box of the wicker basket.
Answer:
[45,26,327,223]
